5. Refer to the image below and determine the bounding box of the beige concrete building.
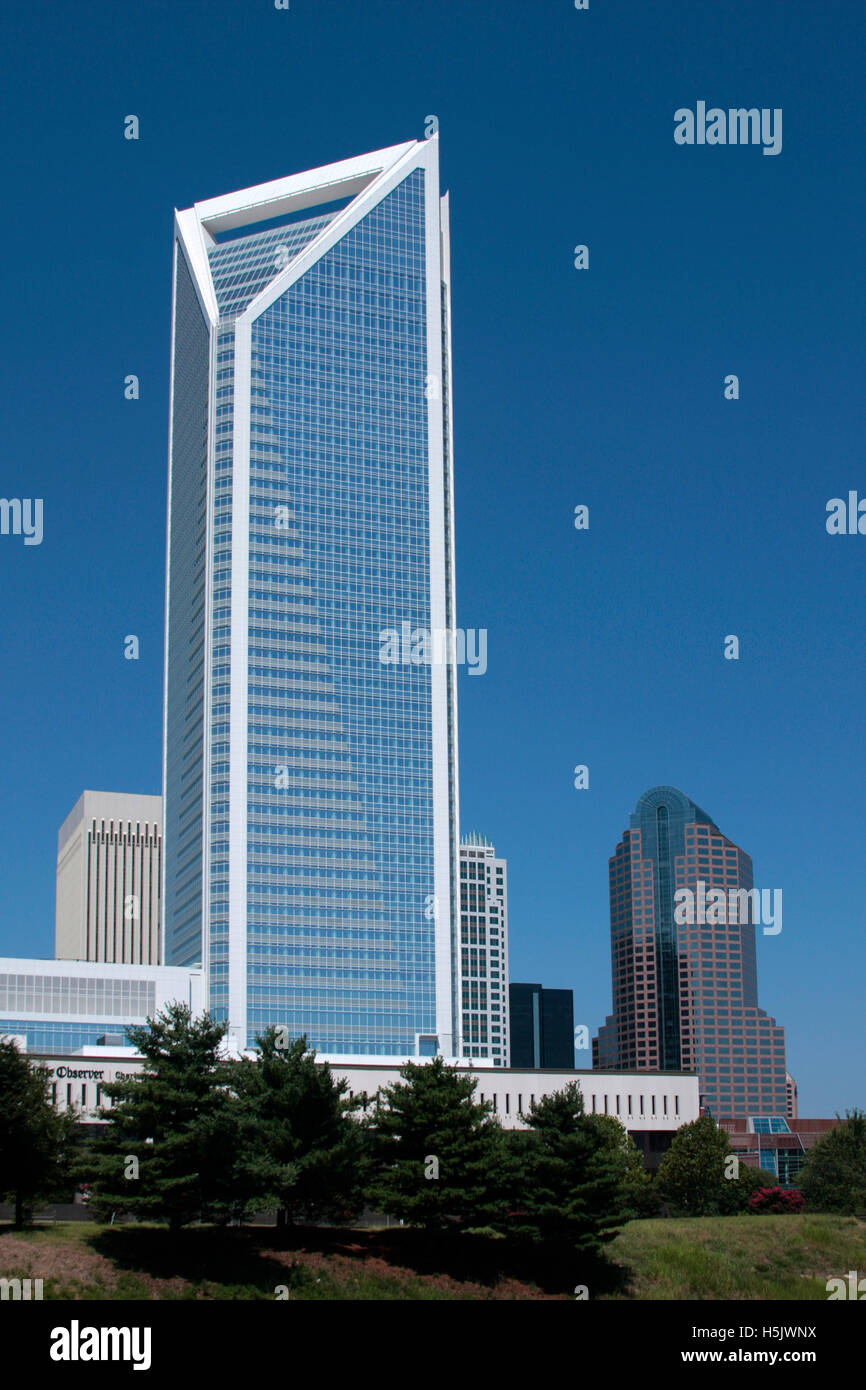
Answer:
[55,791,162,965]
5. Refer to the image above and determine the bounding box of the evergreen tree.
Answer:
[584,1111,653,1216]
[0,1040,79,1227]
[654,1115,732,1215]
[799,1109,866,1215]
[230,1029,366,1227]
[515,1083,625,1254]
[367,1056,506,1230]
[84,1003,240,1231]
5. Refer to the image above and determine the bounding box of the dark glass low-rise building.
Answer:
[720,1114,838,1188]
[509,982,574,1068]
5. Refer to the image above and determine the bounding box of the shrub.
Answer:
[747,1186,805,1214]
[717,1165,778,1215]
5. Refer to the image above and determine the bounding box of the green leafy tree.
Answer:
[0,1040,79,1226]
[515,1083,626,1254]
[84,1003,240,1231]
[799,1109,866,1215]
[230,1029,367,1227]
[654,1115,732,1215]
[717,1162,779,1214]
[367,1056,507,1230]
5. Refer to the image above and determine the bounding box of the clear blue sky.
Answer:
[0,0,863,1116]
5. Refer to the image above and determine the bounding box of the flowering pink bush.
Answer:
[747,1186,805,1214]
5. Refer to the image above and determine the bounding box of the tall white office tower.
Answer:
[163,139,460,1059]
[459,834,510,1066]
[55,791,162,964]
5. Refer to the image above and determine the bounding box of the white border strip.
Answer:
[439,184,461,1057]
[227,317,252,1051]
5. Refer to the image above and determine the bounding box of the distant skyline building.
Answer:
[721,1113,836,1189]
[593,786,788,1117]
[162,139,460,1059]
[459,833,509,1065]
[0,957,201,1056]
[509,982,574,1069]
[55,791,162,965]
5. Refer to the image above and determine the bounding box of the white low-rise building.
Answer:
[29,1044,699,1138]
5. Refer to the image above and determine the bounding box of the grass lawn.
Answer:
[0,1213,862,1300]
[602,1213,866,1299]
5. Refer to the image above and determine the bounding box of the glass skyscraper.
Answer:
[593,786,788,1117]
[162,139,460,1059]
